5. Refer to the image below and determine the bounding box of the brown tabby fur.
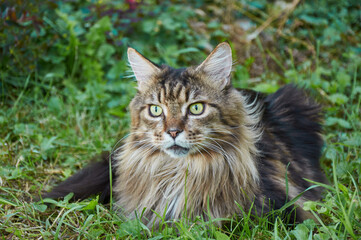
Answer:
[44,43,326,228]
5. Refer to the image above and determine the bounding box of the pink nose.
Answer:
[167,129,182,139]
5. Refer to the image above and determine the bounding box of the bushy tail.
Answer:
[42,152,115,203]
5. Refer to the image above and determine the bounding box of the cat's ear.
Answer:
[128,47,160,91]
[196,42,232,89]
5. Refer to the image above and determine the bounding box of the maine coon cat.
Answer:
[43,42,326,227]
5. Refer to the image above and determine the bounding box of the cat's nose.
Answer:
[167,129,183,139]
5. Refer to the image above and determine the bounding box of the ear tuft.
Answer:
[127,48,160,91]
[196,42,233,89]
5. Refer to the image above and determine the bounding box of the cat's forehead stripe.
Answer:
[157,72,192,103]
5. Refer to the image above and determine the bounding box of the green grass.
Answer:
[1,0,361,239]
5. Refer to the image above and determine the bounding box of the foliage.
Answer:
[1,0,360,239]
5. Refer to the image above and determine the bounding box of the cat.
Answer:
[43,42,326,227]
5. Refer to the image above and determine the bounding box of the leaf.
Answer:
[86,16,112,46]
[253,83,278,93]
[352,86,361,96]
[82,197,99,210]
[32,203,48,212]
[63,192,74,203]
[344,134,361,147]
[300,15,328,26]
[325,117,351,129]
[97,43,116,62]
[2,168,23,180]
[302,219,316,230]
[290,224,310,240]
[48,96,63,112]
[106,61,127,80]
[303,201,317,211]
[323,27,341,46]
[336,71,351,90]
[116,219,142,237]
[88,228,105,238]
[142,19,157,34]
[207,21,220,29]
[328,93,348,105]
[40,136,57,152]
[214,231,230,240]
[325,147,337,160]
[338,183,349,195]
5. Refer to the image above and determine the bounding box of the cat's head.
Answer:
[127,43,250,159]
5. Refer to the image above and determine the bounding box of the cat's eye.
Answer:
[189,103,204,115]
[149,105,163,117]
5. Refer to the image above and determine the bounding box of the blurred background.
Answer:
[1,0,360,238]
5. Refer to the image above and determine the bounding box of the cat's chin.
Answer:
[164,145,190,158]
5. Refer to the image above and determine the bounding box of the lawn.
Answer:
[1,0,360,239]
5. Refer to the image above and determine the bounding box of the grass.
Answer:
[1,0,361,239]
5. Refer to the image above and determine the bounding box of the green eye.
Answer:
[189,103,204,115]
[149,105,163,117]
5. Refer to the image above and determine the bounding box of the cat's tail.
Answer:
[42,152,115,203]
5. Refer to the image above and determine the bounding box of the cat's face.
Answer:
[128,43,242,158]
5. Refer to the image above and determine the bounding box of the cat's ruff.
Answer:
[43,42,326,227]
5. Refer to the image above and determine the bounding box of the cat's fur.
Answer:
[43,43,326,227]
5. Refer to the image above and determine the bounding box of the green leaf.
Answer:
[116,219,145,238]
[32,203,48,212]
[352,86,361,96]
[82,197,99,210]
[325,117,351,129]
[215,231,230,240]
[97,44,116,62]
[86,16,112,46]
[63,192,74,203]
[338,183,348,194]
[48,96,63,112]
[40,136,57,152]
[344,134,361,147]
[253,83,279,93]
[290,223,310,240]
[300,15,328,25]
[142,19,157,34]
[323,27,341,46]
[336,71,351,90]
[328,93,348,105]
[88,227,104,238]
[303,201,318,211]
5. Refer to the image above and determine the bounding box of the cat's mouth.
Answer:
[165,144,190,158]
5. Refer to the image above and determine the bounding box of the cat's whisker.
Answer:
[113,139,150,155]
[110,133,132,155]
[125,144,159,171]
[200,142,236,164]
[202,136,228,153]
[207,127,241,139]
[195,141,238,167]
[111,131,151,154]
[204,136,243,154]
[133,145,161,174]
